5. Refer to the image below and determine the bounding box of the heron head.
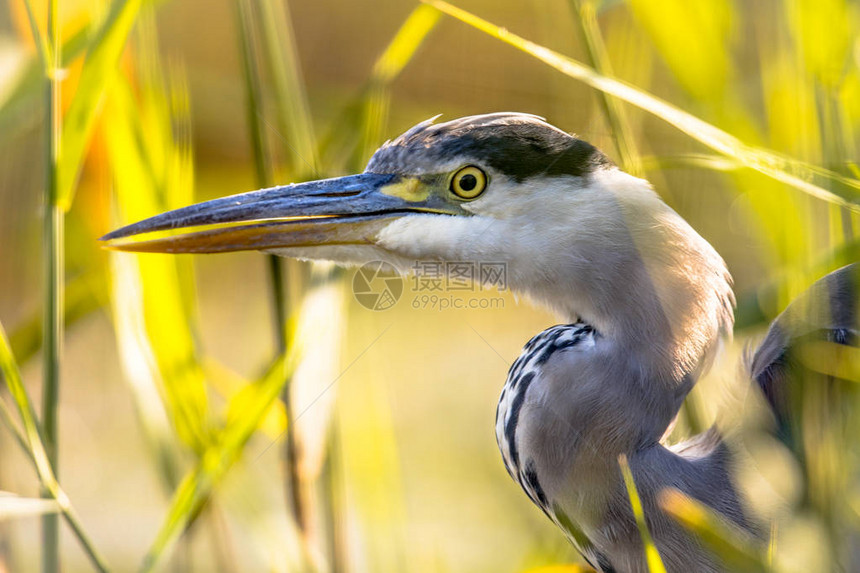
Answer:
[103,113,732,378]
[101,113,615,291]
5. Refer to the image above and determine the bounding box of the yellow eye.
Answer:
[450,165,487,199]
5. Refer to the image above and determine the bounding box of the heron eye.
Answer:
[450,165,487,199]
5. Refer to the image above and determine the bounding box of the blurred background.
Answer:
[0,0,858,571]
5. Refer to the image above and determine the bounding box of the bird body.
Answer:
[496,322,750,572]
[103,113,857,572]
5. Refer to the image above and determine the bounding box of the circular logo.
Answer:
[352,261,403,311]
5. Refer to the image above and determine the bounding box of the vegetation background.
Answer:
[0,0,858,571]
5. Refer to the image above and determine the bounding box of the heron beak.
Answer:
[100,172,457,254]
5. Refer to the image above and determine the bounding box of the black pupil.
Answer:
[459,173,478,192]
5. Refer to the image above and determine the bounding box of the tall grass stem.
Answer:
[234,0,311,560]
[42,0,63,570]
[568,0,640,175]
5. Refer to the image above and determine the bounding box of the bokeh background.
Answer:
[0,0,859,571]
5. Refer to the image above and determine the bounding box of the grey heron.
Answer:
[102,113,858,572]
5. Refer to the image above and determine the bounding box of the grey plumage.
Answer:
[103,113,859,573]
[498,322,750,572]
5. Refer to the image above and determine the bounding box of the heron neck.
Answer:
[523,170,734,402]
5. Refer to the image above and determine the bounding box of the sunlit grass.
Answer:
[0,322,109,572]
[618,455,667,573]
[659,490,768,573]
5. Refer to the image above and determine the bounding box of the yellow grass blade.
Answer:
[371,3,441,84]
[660,489,769,573]
[356,3,441,168]
[140,354,294,572]
[58,0,143,211]
[618,454,667,573]
[105,68,210,452]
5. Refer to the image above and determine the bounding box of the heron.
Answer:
[102,113,858,572]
